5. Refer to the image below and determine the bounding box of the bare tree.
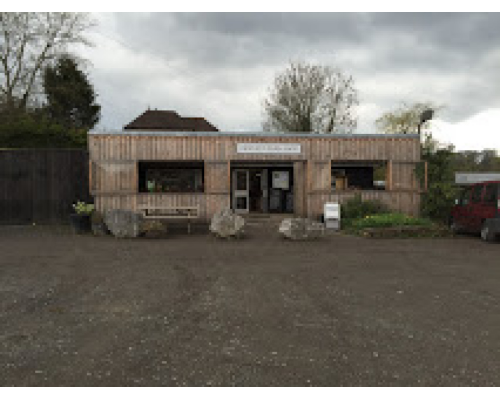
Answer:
[263,61,359,134]
[0,12,94,111]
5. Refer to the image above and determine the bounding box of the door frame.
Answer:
[232,169,250,213]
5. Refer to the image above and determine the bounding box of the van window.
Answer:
[483,183,498,204]
[459,187,472,206]
[471,184,484,203]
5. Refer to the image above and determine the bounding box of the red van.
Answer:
[450,181,500,242]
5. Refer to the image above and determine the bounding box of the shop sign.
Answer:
[236,143,301,155]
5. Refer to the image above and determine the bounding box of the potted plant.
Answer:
[70,201,95,234]
[147,180,155,193]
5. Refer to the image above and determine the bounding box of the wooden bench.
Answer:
[138,206,199,234]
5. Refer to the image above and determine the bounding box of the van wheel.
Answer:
[480,221,496,242]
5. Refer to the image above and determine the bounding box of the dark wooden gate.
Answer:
[0,149,90,224]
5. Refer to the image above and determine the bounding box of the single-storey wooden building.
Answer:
[88,130,423,221]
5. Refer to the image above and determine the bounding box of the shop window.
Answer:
[331,164,381,190]
[138,161,204,193]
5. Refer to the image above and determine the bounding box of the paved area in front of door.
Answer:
[0,225,499,386]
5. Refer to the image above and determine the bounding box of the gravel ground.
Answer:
[0,224,499,386]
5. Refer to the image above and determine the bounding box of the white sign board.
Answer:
[455,172,500,185]
[324,202,341,230]
[324,202,340,219]
[237,143,301,155]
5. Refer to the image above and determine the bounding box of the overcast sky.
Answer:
[78,12,500,151]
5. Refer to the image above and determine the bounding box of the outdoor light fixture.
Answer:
[418,108,434,136]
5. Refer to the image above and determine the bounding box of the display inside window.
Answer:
[331,165,377,190]
[331,169,348,190]
[139,162,204,193]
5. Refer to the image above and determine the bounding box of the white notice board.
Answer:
[272,171,289,190]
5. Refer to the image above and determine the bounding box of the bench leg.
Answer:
[188,221,191,234]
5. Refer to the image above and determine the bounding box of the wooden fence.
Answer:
[0,149,90,224]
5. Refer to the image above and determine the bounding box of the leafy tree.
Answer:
[376,102,442,135]
[43,56,100,129]
[415,134,458,223]
[263,61,358,134]
[0,111,87,148]
[451,149,500,172]
[0,12,94,112]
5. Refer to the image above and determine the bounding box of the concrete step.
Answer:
[244,214,292,226]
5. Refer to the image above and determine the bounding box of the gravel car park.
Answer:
[0,225,499,386]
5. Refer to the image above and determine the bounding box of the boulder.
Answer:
[210,209,245,239]
[279,218,325,240]
[104,209,143,238]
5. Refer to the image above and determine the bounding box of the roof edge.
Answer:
[89,130,420,139]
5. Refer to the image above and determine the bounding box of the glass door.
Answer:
[232,169,250,213]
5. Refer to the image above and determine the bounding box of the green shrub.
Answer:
[341,194,389,220]
[0,111,87,148]
[72,201,94,215]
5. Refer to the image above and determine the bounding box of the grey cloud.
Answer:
[88,12,500,130]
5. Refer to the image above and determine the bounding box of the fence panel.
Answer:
[0,149,90,224]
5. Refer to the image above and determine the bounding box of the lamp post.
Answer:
[418,108,434,136]
[418,109,433,193]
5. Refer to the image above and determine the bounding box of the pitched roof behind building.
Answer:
[124,110,218,131]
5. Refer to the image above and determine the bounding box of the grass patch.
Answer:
[349,213,434,229]
[343,213,449,238]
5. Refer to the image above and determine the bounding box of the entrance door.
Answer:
[261,169,268,213]
[232,169,250,213]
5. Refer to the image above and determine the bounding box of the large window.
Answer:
[332,163,383,190]
[458,187,472,206]
[483,183,498,204]
[138,162,204,193]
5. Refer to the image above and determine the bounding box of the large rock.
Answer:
[104,210,143,238]
[279,218,325,240]
[210,209,245,239]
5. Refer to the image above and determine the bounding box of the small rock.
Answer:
[140,220,167,238]
[91,211,110,236]
[279,218,325,240]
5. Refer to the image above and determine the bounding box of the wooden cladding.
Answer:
[89,133,422,218]
[90,160,137,194]
[89,134,420,163]
[204,161,230,195]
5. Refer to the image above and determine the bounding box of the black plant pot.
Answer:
[70,214,92,234]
